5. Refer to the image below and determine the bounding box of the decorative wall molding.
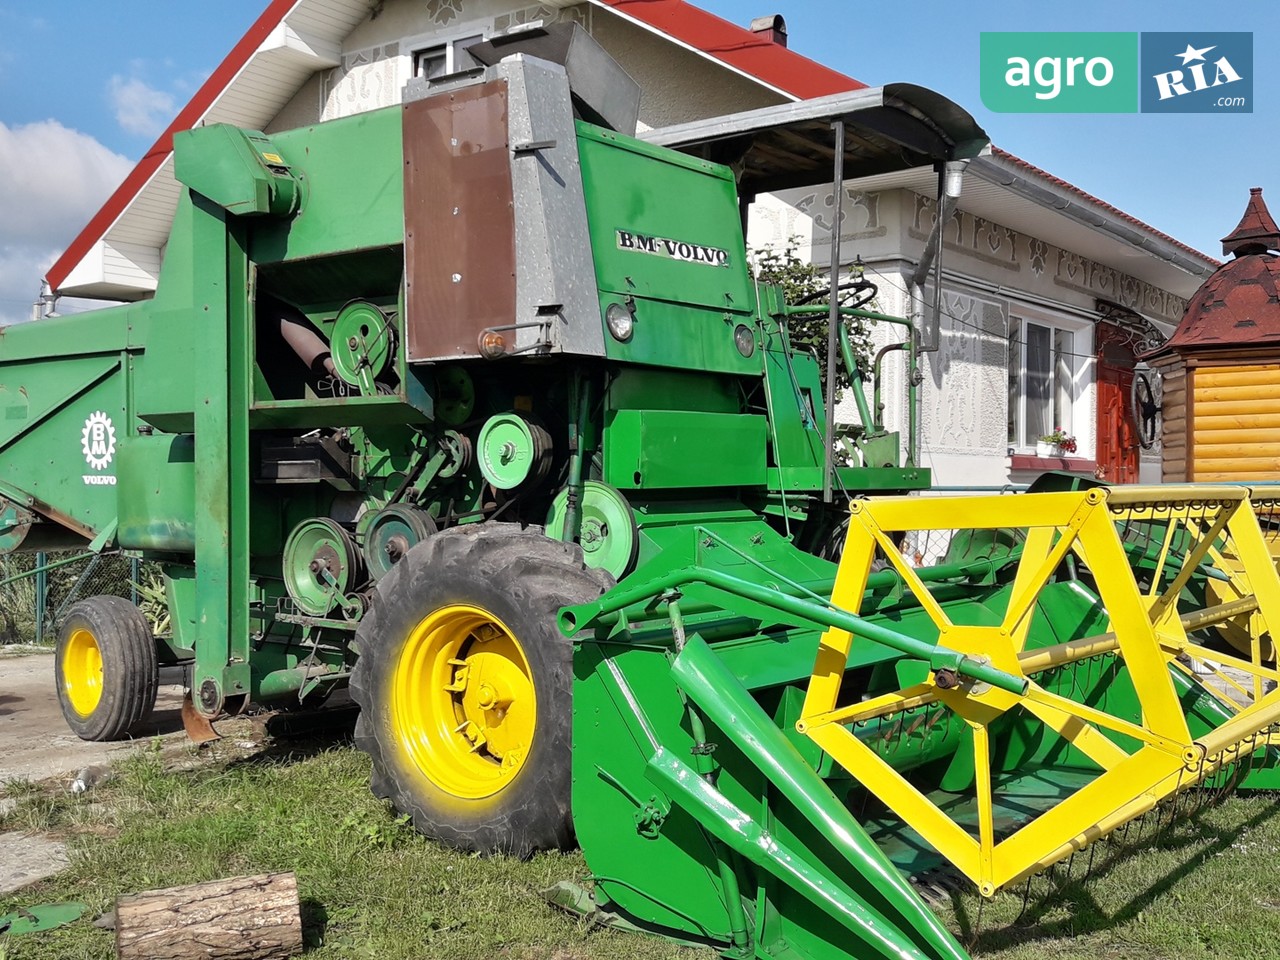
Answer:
[793,186,887,244]
[322,41,402,121]
[919,290,1010,456]
[909,193,1188,324]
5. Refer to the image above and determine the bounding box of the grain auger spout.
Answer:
[560,485,1280,960]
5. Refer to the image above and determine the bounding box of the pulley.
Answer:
[476,413,553,491]
[437,429,473,479]
[282,517,364,616]
[545,481,638,580]
[364,505,438,581]
[331,301,394,397]
[435,367,476,426]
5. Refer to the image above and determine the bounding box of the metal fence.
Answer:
[0,551,140,646]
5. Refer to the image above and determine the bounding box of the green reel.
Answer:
[331,300,394,397]
[282,517,365,616]
[364,504,438,581]
[545,481,638,580]
[477,412,553,491]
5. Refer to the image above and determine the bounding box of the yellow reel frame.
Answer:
[799,485,1280,896]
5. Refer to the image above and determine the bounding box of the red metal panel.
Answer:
[403,81,516,360]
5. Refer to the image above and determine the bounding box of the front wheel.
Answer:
[55,596,159,741]
[350,524,611,857]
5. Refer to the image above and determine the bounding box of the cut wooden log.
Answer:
[115,872,303,960]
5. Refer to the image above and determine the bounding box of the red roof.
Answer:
[1159,253,1280,354]
[596,0,863,100]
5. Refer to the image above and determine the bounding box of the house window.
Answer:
[413,34,484,80]
[1008,316,1083,450]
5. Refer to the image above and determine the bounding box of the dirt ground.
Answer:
[0,650,188,785]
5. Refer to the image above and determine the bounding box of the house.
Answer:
[44,0,1219,487]
[1145,187,1280,483]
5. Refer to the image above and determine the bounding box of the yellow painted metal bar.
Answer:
[1225,498,1280,640]
[1021,683,1188,757]
[1017,633,1121,674]
[1169,656,1223,707]
[1182,642,1280,682]
[807,723,980,882]
[1019,699,1128,771]
[1076,507,1192,742]
[1000,497,1098,643]
[861,491,1099,533]
[972,723,996,897]
[1103,485,1245,506]
[990,749,1185,890]
[800,683,937,731]
[1179,596,1260,631]
[1143,516,1180,601]
[866,524,953,634]
[803,507,878,719]
[1193,687,1280,760]
[1004,526,1057,651]
[1147,503,1235,626]
[1184,654,1253,703]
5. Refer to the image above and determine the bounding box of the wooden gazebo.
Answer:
[1147,188,1280,482]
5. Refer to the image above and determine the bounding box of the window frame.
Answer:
[1007,308,1093,455]
[405,23,488,84]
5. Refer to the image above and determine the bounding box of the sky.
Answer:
[0,0,1274,324]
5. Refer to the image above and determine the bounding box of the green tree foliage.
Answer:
[749,240,873,406]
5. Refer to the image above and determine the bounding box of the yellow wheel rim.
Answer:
[392,604,536,800]
[63,628,104,718]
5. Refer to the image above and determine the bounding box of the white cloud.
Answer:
[0,120,132,325]
[108,75,176,138]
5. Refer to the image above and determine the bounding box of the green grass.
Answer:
[3,740,1280,960]
[0,743,698,960]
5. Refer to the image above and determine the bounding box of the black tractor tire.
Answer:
[350,523,611,857]
[55,595,159,742]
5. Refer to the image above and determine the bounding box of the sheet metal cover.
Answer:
[643,83,990,195]
[404,80,516,361]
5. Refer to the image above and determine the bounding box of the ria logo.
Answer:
[1153,43,1242,100]
[1141,33,1252,113]
[81,411,116,471]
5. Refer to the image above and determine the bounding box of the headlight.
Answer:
[605,302,634,342]
[734,323,756,358]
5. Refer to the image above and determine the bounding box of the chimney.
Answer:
[750,14,787,47]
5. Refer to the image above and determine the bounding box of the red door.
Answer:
[1096,325,1138,483]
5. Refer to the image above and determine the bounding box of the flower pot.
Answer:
[1035,441,1059,458]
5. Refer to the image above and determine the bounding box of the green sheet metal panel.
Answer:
[247,107,405,264]
[578,124,761,376]
[115,435,195,552]
[604,410,766,490]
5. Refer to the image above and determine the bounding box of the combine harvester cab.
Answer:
[4,21,1280,960]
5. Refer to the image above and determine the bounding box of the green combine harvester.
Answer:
[5,26,1280,960]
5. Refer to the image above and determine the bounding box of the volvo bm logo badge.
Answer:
[616,230,731,267]
[81,411,116,475]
